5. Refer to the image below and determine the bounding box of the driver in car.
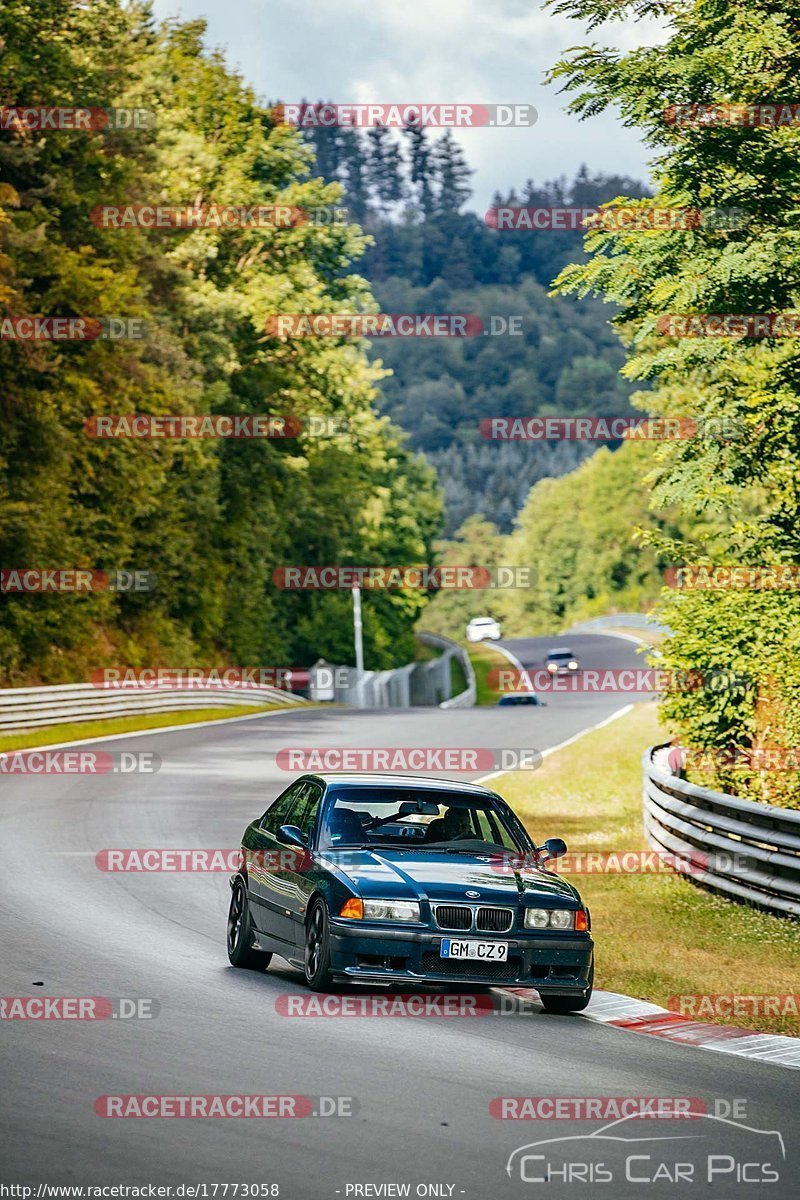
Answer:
[426,806,472,842]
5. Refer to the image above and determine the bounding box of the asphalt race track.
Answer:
[2,635,798,1197]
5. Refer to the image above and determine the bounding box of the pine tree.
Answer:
[301,101,349,192]
[366,125,405,215]
[434,131,473,214]
[338,129,371,222]
[402,125,436,218]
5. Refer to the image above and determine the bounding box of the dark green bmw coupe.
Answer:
[227,773,593,1011]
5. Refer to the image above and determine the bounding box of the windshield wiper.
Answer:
[326,842,468,853]
[326,842,429,852]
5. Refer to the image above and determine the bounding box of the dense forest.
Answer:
[0,1,440,682]
[298,117,648,532]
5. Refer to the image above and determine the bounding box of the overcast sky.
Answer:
[150,0,667,212]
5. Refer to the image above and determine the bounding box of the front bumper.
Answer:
[329,919,593,994]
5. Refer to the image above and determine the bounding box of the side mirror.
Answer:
[537,837,567,862]
[277,824,307,849]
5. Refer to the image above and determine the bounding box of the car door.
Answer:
[248,781,306,944]
[279,781,324,947]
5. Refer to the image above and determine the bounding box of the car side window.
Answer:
[260,782,306,834]
[291,783,323,844]
[473,808,495,840]
[474,805,517,850]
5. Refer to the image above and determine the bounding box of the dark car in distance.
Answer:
[226,774,593,1011]
[545,647,580,675]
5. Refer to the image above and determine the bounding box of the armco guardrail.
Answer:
[416,632,476,709]
[318,633,476,710]
[570,612,672,637]
[644,744,800,917]
[0,682,306,732]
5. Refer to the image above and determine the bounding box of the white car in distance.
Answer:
[466,616,502,642]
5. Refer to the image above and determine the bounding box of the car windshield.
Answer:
[319,787,527,854]
[547,649,573,659]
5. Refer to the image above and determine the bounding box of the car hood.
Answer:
[322,848,580,905]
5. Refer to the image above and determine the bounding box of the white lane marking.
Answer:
[490,642,527,672]
[477,703,634,784]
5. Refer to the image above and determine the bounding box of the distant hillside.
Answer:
[299,117,650,531]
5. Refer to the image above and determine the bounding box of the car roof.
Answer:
[469,616,496,623]
[297,772,499,795]
[547,646,573,654]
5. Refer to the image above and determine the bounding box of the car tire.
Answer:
[539,961,593,1013]
[304,898,335,992]
[227,877,272,970]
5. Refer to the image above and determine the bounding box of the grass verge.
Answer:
[449,653,469,698]
[0,703,297,753]
[465,641,512,705]
[491,703,800,1037]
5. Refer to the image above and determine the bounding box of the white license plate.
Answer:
[440,939,508,961]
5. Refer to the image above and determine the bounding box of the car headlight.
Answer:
[568,660,578,670]
[362,899,420,922]
[524,908,575,930]
[546,663,558,673]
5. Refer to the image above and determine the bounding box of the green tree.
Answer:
[434,131,473,214]
[0,1,442,682]
[402,125,436,218]
[417,515,506,638]
[548,0,800,804]
[366,125,405,214]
